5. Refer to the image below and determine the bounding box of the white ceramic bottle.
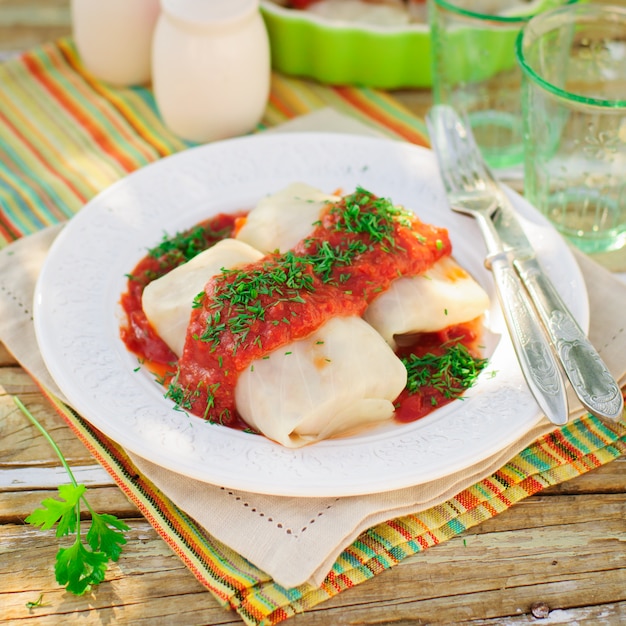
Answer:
[71,0,161,86]
[151,0,271,143]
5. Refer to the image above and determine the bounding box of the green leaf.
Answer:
[55,540,108,596]
[86,513,130,562]
[15,397,129,596]
[25,484,85,537]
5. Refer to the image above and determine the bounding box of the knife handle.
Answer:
[487,252,569,426]
[515,257,624,423]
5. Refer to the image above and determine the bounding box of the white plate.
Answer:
[34,133,588,497]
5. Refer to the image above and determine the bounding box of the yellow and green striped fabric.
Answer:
[2,38,625,626]
[0,37,428,245]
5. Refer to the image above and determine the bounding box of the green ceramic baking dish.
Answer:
[259,1,432,89]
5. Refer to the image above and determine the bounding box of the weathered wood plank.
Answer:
[0,33,65,59]
[282,525,626,624]
[0,390,99,466]
[0,0,69,23]
[469,492,626,534]
[1,464,113,490]
[0,486,139,523]
[2,507,625,625]
[467,601,626,625]
[0,367,41,396]
[292,575,626,625]
[0,521,241,626]
[0,342,17,366]
[4,597,244,626]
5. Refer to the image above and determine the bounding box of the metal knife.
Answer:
[491,190,624,423]
[428,105,624,424]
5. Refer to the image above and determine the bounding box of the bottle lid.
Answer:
[161,0,258,27]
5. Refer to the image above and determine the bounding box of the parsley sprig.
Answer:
[15,397,129,596]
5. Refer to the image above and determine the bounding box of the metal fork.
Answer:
[426,107,570,426]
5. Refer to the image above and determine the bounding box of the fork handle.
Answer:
[487,252,569,426]
[514,256,624,422]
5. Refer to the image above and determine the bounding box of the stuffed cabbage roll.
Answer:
[234,181,489,349]
[236,182,340,253]
[363,256,490,348]
[142,238,263,355]
[235,315,407,448]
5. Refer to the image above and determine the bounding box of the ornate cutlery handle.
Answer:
[488,252,569,426]
[516,257,624,422]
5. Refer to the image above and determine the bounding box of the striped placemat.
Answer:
[0,37,428,245]
[2,38,625,625]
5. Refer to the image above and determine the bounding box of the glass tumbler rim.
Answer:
[515,3,626,109]
[430,0,579,24]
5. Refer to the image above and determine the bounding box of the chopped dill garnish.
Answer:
[199,252,315,351]
[331,187,412,248]
[307,239,369,283]
[194,187,420,353]
[148,223,229,264]
[164,378,194,411]
[402,343,488,402]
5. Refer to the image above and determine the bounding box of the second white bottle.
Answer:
[152,0,271,143]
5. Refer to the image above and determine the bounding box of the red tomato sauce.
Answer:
[119,189,485,433]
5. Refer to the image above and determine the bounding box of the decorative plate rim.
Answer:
[33,132,588,497]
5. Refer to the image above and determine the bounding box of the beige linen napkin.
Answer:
[2,109,625,589]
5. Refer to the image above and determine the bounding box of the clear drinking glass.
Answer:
[517,4,626,255]
[429,0,578,173]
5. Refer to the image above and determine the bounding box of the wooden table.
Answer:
[2,2,626,624]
